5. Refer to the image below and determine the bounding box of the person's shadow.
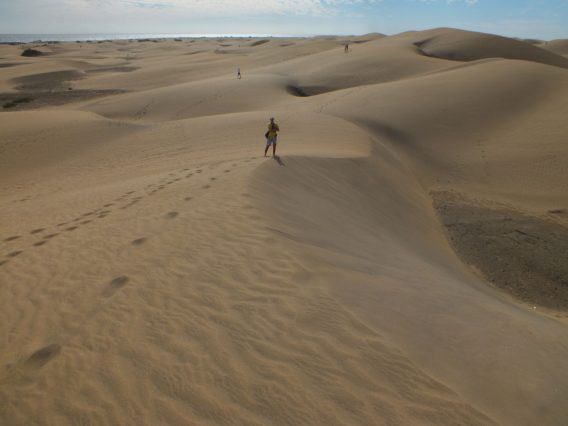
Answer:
[273,155,285,166]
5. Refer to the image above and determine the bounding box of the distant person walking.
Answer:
[264,117,280,157]
[237,67,241,79]
[344,43,349,53]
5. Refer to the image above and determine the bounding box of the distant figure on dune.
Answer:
[237,67,241,79]
[344,44,349,53]
[264,117,280,157]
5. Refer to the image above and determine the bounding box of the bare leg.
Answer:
[264,144,269,157]
[273,143,276,157]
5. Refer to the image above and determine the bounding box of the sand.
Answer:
[1,29,568,425]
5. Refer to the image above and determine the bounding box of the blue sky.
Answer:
[0,0,567,39]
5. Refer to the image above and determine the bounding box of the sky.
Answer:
[0,0,567,40]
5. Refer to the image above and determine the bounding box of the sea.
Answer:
[0,34,302,44]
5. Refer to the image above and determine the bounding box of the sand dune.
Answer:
[539,39,568,56]
[412,28,568,69]
[1,28,568,425]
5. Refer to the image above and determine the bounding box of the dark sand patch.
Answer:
[0,68,126,111]
[12,70,85,91]
[214,49,247,55]
[0,89,125,111]
[286,85,332,97]
[24,344,61,369]
[102,275,129,297]
[286,85,310,97]
[132,238,147,246]
[433,191,568,311]
[21,49,43,57]
[2,97,33,109]
[86,66,139,74]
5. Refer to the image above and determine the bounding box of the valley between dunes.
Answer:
[1,28,568,425]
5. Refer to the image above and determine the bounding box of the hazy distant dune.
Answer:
[539,39,568,56]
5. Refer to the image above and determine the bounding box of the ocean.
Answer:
[0,34,300,44]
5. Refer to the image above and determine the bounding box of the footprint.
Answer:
[103,275,129,297]
[80,220,92,225]
[210,177,216,181]
[65,226,78,232]
[30,228,45,235]
[186,173,193,178]
[82,212,95,217]
[132,238,147,246]
[44,233,58,239]
[104,203,114,208]
[24,344,61,369]
[7,251,23,258]
[4,236,20,242]
[33,240,47,247]
[196,169,202,173]
[0,260,8,266]
[224,170,231,173]
[56,222,68,227]
[202,185,211,189]
[165,212,178,219]
[184,197,192,201]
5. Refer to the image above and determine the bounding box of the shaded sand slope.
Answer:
[2,28,568,426]
[252,154,568,426]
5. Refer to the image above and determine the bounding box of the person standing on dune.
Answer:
[264,117,280,157]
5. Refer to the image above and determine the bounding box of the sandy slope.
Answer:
[539,39,568,56]
[1,28,568,425]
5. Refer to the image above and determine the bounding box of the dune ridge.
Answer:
[1,28,568,425]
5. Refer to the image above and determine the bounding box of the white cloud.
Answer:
[76,0,382,16]
[419,0,478,4]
